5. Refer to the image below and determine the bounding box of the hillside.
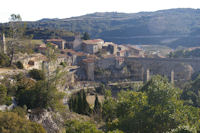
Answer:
[24,8,200,48]
[1,8,200,47]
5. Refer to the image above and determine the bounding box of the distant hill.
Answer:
[4,8,200,48]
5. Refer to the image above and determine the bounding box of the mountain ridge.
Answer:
[7,8,200,47]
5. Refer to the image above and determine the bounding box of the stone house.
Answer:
[37,44,46,54]
[14,53,47,70]
[126,45,144,57]
[65,34,82,51]
[61,49,87,65]
[37,43,59,55]
[107,43,118,55]
[82,39,104,54]
[46,39,66,49]
[82,58,95,81]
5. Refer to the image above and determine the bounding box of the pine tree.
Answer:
[68,89,91,115]
[94,94,101,114]
[82,32,90,40]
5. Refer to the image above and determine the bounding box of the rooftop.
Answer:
[46,39,65,42]
[82,39,104,45]
[82,58,95,63]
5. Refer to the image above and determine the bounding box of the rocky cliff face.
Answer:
[28,109,64,133]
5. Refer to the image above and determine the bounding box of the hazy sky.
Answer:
[0,0,200,22]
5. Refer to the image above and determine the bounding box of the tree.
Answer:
[8,14,25,66]
[16,61,23,69]
[65,120,103,133]
[82,32,90,40]
[16,80,65,111]
[181,75,200,107]
[0,84,7,105]
[103,75,200,133]
[102,90,117,122]
[94,94,101,114]
[28,69,45,81]
[0,112,46,133]
[68,89,91,115]
[0,53,9,67]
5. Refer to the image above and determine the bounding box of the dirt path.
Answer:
[0,68,25,75]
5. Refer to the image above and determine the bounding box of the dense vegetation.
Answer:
[0,112,46,133]
[169,48,200,58]
[28,69,45,81]
[67,75,200,133]
[65,120,103,133]
[0,53,10,67]
[68,89,91,115]
[4,8,200,48]
[0,25,74,40]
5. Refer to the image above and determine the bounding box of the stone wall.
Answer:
[125,57,200,81]
[90,57,200,82]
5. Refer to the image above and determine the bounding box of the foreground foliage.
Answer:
[102,75,200,133]
[68,89,91,115]
[0,112,46,133]
[65,120,102,133]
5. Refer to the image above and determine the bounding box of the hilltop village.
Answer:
[1,31,200,98]
[0,33,146,81]
[1,30,200,133]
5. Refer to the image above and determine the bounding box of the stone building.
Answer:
[61,49,87,65]
[82,39,104,54]
[14,53,47,70]
[46,39,66,49]
[126,45,144,57]
[82,58,95,81]
[107,43,117,55]
[65,34,82,51]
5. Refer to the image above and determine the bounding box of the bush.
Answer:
[28,69,45,80]
[5,96,12,106]
[60,62,67,67]
[0,84,7,105]
[0,53,9,67]
[0,112,46,133]
[12,106,27,118]
[16,80,65,110]
[16,61,24,69]
[65,120,102,133]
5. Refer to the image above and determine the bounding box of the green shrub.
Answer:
[0,53,9,67]
[60,62,67,67]
[16,61,24,69]
[65,120,102,133]
[5,96,12,106]
[0,112,46,133]
[28,69,45,80]
[0,84,7,105]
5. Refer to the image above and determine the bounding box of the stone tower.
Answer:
[171,70,174,84]
[146,68,150,82]
[1,33,7,54]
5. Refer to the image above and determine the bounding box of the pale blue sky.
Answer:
[1,0,200,22]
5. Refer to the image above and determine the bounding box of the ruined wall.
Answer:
[96,57,116,69]
[91,57,200,82]
[125,57,200,81]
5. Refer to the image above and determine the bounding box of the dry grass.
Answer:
[86,95,104,105]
